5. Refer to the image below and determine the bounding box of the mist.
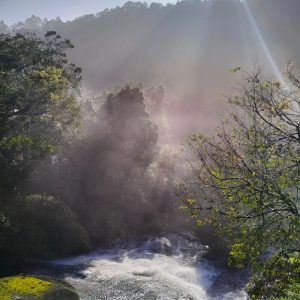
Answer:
[3,0,299,138]
[1,0,299,254]
[2,0,299,254]
[0,1,299,298]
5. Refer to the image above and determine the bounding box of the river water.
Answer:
[30,233,248,300]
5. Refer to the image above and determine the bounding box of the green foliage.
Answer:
[182,66,300,298]
[38,84,182,246]
[280,284,300,300]
[1,194,89,260]
[0,32,86,264]
[0,32,81,197]
[247,253,300,299]
[230,66,241,73]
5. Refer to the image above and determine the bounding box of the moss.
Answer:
[0,276,79,300]
[0,276,52,299]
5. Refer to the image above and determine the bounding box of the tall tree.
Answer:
[181,65,300,298]
[56,85,159,243]
[0,32,88,263]
[0,31,81,199]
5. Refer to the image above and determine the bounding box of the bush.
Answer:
[247,253,300,299]
[0,194,90,261]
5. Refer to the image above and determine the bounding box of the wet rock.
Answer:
[0,275,79,300]
[146,237,173,255]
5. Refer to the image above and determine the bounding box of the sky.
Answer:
[0,0,176,25]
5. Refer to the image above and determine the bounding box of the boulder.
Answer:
[0,275,79,300]
[146,237,173,255]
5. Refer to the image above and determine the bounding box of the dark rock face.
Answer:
[36,276,80,300]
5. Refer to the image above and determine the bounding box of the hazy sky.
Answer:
[0,0,176,25]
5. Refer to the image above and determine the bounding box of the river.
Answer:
[29,233,248,299]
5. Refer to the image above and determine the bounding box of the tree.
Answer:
[0,21,8,33]
[0,32,81,199]
[34,85,160,244]
[0,32,87,265]
[33,83,187,245]
[2,194,89,260]
[181,65,300,298]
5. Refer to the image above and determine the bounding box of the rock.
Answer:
[0,275,79,300]
[146,237,173,255]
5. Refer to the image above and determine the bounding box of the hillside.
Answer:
[2,0,300,135]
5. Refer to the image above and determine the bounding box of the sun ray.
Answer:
[243,0,287,87]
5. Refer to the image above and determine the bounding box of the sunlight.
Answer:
[243,0,286,86]
[1,1,299,299]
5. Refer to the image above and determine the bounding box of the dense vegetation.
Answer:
[0,32,182,271]
[29,83,183,245]
[0,32,90,264]
[181,66,300,298]
[1,1,300,298]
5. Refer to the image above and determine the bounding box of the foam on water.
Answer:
[49,234,247,300]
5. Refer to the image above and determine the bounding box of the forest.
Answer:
[0,0,300,299]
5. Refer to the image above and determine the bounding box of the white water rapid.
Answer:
[36,234,248,299]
